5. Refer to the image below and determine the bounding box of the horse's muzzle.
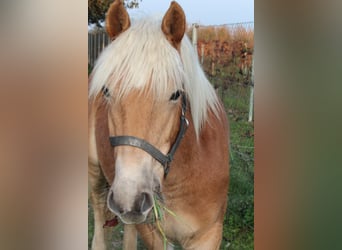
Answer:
[107,189,153,224]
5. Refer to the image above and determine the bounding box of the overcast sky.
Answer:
[128,0,254,25]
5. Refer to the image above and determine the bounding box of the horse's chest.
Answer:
[162,211,199,243]
[160,195,202,242]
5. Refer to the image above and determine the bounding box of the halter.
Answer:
[109,93,189,178]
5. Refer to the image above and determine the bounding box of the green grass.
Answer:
[220,85,254,250]
[88,202,94,248]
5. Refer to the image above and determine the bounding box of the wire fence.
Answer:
[88,29,111,68]
[219,21,254,30]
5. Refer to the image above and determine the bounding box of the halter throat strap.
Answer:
[109,93,189,178]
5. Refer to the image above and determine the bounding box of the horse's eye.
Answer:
[170,90,181,101]
[102,86,110,98]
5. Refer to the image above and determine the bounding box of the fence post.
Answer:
[192,23,199,52]
[201,44,204,64]
[248,58,254,122]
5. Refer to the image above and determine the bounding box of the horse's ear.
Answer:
[106,0,131,40]
[161,1,186,49]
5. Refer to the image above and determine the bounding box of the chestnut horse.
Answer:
[88,1,229,249]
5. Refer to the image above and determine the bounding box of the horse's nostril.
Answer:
[107,190,123,215]
[107,189,153,221]
[140,192,153,213]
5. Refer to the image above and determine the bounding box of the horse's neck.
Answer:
[164,106,228,184]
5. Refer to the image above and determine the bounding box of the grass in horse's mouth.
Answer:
[152,195,190,249]
[153,195,170,249]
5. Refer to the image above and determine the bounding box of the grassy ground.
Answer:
[220,85,254,249]
[88,83,254,249]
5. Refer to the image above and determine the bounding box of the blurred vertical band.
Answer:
[0,1,88,249]
[255,0,342,249]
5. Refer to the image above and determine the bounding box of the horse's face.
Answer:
[98,0,186,224]
[106,90,182,224]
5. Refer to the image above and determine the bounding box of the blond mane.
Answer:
[89,16,220,137]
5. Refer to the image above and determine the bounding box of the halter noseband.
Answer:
[109,93,189,178]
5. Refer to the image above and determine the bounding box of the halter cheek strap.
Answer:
[109,93,189,178]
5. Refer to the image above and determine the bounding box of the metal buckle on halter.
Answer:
[164,163,170,178]
[184,117,189,128]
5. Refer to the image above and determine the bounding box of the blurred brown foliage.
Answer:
[188,25,254,90]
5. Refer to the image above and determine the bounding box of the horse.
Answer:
[88,1,229,249]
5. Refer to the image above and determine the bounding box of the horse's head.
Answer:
[101,0,186,224]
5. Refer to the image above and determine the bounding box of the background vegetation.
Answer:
[88,24,254,249]
[88,0,141,26]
